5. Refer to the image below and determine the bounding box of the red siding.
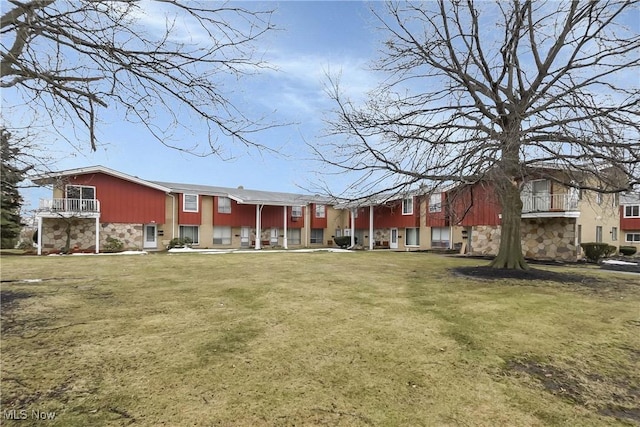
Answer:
[214,199,254,226]
[65,173,165,223]
[353,200,420,229]
[620,206,640,230]
[310,204,328,229]
[426,183,501,227]
[426,192,448,227]
[177,193,202,225]
[212,199,305,228]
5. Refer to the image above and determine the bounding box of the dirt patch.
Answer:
[1,289,34,309]
[506,359,586,404]
[504,357,640,424]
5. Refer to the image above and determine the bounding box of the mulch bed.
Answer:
[452,266,598,284]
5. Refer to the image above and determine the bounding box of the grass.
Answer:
[1,251,639,426]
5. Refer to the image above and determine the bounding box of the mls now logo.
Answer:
[4,409,56,420]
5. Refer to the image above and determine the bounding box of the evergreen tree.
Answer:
[1,128,26,248]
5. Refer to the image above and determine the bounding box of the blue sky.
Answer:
[10,1,383,213]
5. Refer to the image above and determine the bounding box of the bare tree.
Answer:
[317,0,640,269]
[1,0,277,155]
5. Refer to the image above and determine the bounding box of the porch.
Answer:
[521,194,579,218]
[37,198,101,217]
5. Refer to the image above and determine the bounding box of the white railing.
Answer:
[521,194,578,213]
[38,198,100,213]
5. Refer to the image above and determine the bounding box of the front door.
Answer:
[143,224,157,249]
[390,228,398,249]
[240,227,250,247]
[270,228,279,246]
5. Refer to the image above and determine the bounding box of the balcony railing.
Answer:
[38,198,101,214]
[521,194,578,213]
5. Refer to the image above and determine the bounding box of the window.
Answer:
[431,227,450,249]
[315,204,325,218]
[429,193,442,213]
[405,228,420,246]
[183,194,198,212]
[291,206,302,217]
[179,225,199,245]
[612,227,618,241]
[288,228,301,245]
[402,198,414,215]
[213,226,231,245]
[596,192,603,205]
[65,185,96,211]
[624,205,640,218]
[218,197,231,213]
[66,185,95,200]
[596,226,603,243]
[310,229,323,244]
[625,233,640,243]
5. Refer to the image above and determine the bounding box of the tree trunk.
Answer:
[490,181,529,270]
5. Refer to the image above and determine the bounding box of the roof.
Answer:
[31,165,172,193]
[621,192,640,205]
[29,164,333,207]
[152,180,328,207]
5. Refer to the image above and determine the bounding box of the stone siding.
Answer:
[100,223,143,250]
[41,219,142,252]
[470,218,578,261]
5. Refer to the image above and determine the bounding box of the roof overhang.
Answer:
[31,165,171,193]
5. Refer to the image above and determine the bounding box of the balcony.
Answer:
[521,193,579,218]
[37,198,101,217]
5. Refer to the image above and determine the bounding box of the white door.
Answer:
[390,228,398,249]
[143,224,157,249]
[270,228,279,246]
[240,227,250,247]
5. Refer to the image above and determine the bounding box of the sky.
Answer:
[6,1,639,215]
[7,1,384,213]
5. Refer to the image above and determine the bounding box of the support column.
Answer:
[37,216,43,255]
[283,206,288,249]
[255,204,262,250]
[95,217,100,253]
[369,205,374,250]
[350,208,356,247]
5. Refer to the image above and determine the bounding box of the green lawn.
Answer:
[1,252,638,426]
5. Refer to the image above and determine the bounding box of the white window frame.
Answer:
[429,193,442,213]
[624,205,640,218]
[315,204,326,218]
[402,198,414,215]
[625,233,640,243]
[611,227,618,241]
[183,194,199,213]
[213,226,232,245]
[291,206,302,218]
[596,226,603,243]
[218,197,231,214]
[179,225,199,245]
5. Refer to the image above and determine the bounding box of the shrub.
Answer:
[334,236,357,248]
[619,246,638,256]
[168,237,193,249]
[103,236,124,253]
[580,242,617,263]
